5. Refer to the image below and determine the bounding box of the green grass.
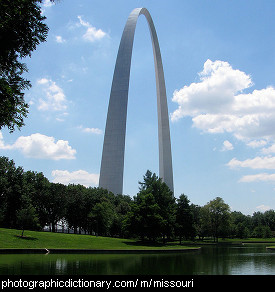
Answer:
[0,228,193,250]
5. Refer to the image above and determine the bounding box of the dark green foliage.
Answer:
[1,156,275,241]
[252,225,272,238]
[176,194,196,243]
[0,156,24,228]
[89,199,115,236]
[16,199,40,237]
[0,0,54,132]
[22,170,51,228]
[126,170,175,241]
[202,197,231,242]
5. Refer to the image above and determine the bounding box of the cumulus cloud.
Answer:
[239,173,275,183]
[256,204,271,212]
[51,169,99,187]
[77,16,107,42]
[55,35,66,43]
[171,59,252,119]
[172,59,275,184]
[171,59,275,143]
[227,153,275,184]
[78,125,103,135]
[83,128,103,135]
[247,140,268,148]
[0,132,76,160]
[261,144,275,155]
[221,140,234,151]
[228,156,275,170]
[37,78,68,112]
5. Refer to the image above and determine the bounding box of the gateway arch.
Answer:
[99,8,174,194]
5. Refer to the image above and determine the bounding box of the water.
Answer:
[0,245,274,275]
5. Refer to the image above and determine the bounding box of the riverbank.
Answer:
[0,228,199,252]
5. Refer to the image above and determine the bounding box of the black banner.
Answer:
[0,275,270,290]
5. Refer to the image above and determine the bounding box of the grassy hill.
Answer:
[0,228,193,251]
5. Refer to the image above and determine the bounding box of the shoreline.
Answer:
[0,247,201,254]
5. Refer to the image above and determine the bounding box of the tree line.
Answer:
[1,156,275,241]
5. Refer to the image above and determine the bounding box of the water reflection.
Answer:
[0,245,274,275]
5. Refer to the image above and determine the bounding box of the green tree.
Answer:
[252,225,272,238]
[110,194,131,237]
[125,192,164,241]
[230,211,252,238]
[175,194,195,243]
[235,222,250,239]
[203,197,231,242]
[138,170,176,242]
[0,0,54,132]
[89,199,115,236]
[16,195,40,237]
[84,187,116,235]
[264,210,275,231]
[22,170,51,229]
[44,183,66,232]
[252,211,266,229]
[65,184,86,234]
[0,156,24,228]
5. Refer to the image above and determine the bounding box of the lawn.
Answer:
[0,228,194,251]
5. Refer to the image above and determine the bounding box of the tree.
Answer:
[263,210,275,231]
[126,192,165,241]
[252,225,272,238]
[125,170,175,242]
[22,170,51,229]
[44,183,67,232]
[138,170,176,242]
[89,199,115,236]
[230,211,252,238]
[0,156,24,228]
[0,0,54,132]
[65,184,86,234]
[175,194,195,243]
[252,211,266,229]
[16,197,40,237]
[203,197,231,242]
[110,194,131,237]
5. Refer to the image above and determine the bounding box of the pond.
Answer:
[0,245,274,275]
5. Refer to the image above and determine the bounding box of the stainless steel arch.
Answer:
[99,7,174,194]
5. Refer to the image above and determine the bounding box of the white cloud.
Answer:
[256,204,271,212]
[221,140,234,151]
[0,132,76,160]
[239,173,275,183]
[172,59,275,185]
[247,140,268,148]
[37,78,68,112]
[77,125,103,135]
[171,59,252,119]
[0,131,5,149]
[51,170,99,187]
[37,78,48,85]
[82,127,103,135]
[42,0,54,8]
[261,144,275,155]
[228,156,275,170]
[171,59,275,144]
[55,35,66,43]
[77,16,107,42]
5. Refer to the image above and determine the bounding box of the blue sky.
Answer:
[1,0,275,215]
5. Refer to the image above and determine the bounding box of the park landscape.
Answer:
[1,0,275,277]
